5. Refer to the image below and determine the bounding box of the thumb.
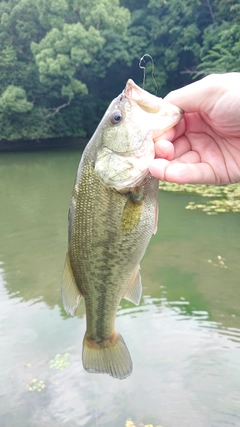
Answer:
[164,74,228,113]
[164,78,210,113]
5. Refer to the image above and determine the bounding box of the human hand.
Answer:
[149,73,240,184]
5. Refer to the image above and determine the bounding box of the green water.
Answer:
[0,150,240,427]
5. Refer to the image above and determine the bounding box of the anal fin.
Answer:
[61,252,82,316]
[123,266,142,306]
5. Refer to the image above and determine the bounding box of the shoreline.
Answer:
[0,136,88,152]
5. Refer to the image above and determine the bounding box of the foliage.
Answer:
[0,0,130,140]
[0,0,239,142]
[145,0,202,91]
[159,182,240,214]
[196,0,240,75]
[0,85,33,113]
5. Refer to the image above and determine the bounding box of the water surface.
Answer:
[0,150,240,427]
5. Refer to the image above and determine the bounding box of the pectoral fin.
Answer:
[123,266,142,306]
[61,252,82,316]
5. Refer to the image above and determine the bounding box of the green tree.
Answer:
[0,0,130,140]
[197,0,240,75]
[121,0,202,94]
[0,0,53,139]
[0,0,239,142]
[0,86,33,113]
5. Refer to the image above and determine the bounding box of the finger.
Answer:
[154,139,175,160]
[164,75,219,113]
[149,159,217,184]
[155,127,175,142]
[154,117,186,143]
[176,150,201,163]
[164,163,217,184]
[172,135,191,158]
[171,117,186,140]
[149,158,171,181]
[172,114,216,157]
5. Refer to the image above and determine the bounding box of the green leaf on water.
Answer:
[49,353,70,370]
[159,182,240,214]
[125,420,163,427]
[26,378,45,392]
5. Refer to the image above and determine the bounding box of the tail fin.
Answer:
[82,331,132,380]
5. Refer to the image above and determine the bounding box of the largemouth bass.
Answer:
[62,79,183,379]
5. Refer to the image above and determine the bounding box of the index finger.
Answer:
[164,74,230,114]
[164,78,211,113]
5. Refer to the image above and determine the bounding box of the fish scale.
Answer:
[70,158,158,338]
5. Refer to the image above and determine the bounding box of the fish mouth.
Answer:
[125,79,161,113]
[95,79,184,190]
[124,78,184,134]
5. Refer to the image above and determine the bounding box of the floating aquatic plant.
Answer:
[125,420,163,427]
[159,182,240,214]
[206,255,228,269]
[185,198,240,214]
[26,378,45,392]
[49,353,70,370]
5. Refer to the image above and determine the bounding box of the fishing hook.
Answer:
[139,54,158,94]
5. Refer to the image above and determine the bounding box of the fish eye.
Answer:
[110,110,124,125]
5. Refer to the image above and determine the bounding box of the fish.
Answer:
[61,79,183,380]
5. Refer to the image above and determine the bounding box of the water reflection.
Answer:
[1,151,240,426]
[1,271,240,427]
[0,151,78,308]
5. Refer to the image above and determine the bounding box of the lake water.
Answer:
[0,150,240,427]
